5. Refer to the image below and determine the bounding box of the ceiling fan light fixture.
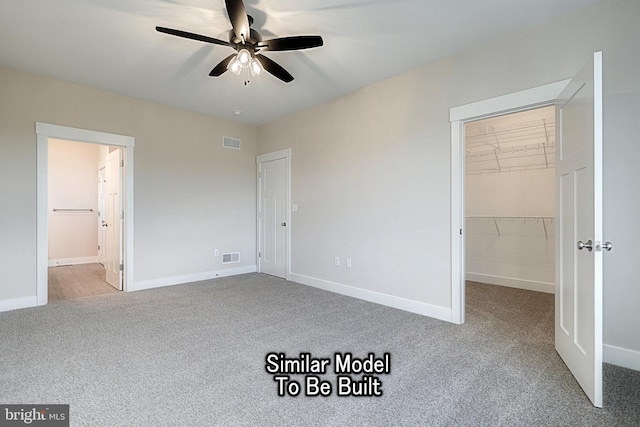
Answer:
[157,0,324,83]
[250,57,264,77]
[227,56,242,75]
[237,49,252,68]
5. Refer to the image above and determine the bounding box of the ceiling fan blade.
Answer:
[225,0,250,42]
[258,36,324,51]
[256,54,294,83]
[156,26,232,47]
[209,54,237,77]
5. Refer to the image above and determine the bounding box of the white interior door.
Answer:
[555,51,603,407]
[259,157,288,278]
[97,167,106,265]
[105,149,123,290]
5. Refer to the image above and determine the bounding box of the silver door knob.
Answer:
[281,222,287,227]
[602,241,613,251]
[577,240,593,252]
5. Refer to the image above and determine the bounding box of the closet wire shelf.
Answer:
[465,216,555,238]
[466,117,555,174]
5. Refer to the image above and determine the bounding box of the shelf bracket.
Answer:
[492,217,501,237]
[542,119,550,168]
[492,128,501,151]
[493,149,502,173]
[542,218,548,238]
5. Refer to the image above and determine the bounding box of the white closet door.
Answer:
[555,51,603,407]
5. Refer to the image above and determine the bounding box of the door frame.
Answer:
[36,122,135,305]
[449,80,570,324]
[256,148,291,280]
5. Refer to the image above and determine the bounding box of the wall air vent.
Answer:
[223,136,241,150]
[222,252,240,264]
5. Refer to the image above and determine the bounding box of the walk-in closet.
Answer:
[465,105,555,294]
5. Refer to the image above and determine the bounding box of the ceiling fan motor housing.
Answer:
[228,24,262,49]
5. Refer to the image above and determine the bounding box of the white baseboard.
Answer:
[289,273,452,322]
[49,256,99,267]
[466,272,554,294]
[0,295,38,313]
[604,344,640,372]
[130,265,257,292]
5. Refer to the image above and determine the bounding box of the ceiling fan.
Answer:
[156,0,324,83]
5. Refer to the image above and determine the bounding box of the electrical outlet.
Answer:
[346,258,352,269]
[214,249,219,257]
[334,256,340,266]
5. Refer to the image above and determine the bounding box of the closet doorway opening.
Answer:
[463,106,556,326]
[465,105,556,296]
[47,139,124,301]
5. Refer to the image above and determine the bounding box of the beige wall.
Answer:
[0,0,637,367]
[0,66,258,302]
[48,139,100,263]
[258,0,640,359]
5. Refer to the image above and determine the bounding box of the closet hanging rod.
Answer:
[53,208,94,212]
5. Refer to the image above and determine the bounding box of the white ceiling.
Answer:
[0,0,600,125]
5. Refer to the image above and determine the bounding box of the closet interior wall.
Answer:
[465,106,556,293]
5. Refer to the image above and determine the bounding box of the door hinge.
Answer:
[460,229,463,235]
[258,172,262,178]
[119,263,124,271]
[258,252,261,258]
[120,160,124,167]
[98,245,101,251]
[120,211,124,219]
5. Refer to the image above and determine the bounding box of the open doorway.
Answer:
[36,123,135,306]
[47,139,123,301]
[449,79,569,324]
[464,106,556,296]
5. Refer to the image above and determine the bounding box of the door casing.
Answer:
[36,122,135,305]
[449,79,571,324]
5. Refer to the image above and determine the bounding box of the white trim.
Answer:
[256,148,291,164]
[36,122,135,306]
[449,80,570,324]
[466,273,554,294]
[449,80,571,122]
[35,122,135,147]
[290,273,452,322]
[48,256,99,267]
[256,149,292,280]
[604,344,640,372]
[450,121,465,325]
[131,265,257,292]
[36,133,48,306]
[0,296,39,313]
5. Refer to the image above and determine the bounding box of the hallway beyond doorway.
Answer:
[48,263,118,302]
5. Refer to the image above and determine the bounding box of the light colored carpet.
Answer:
[1,274,638,426]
